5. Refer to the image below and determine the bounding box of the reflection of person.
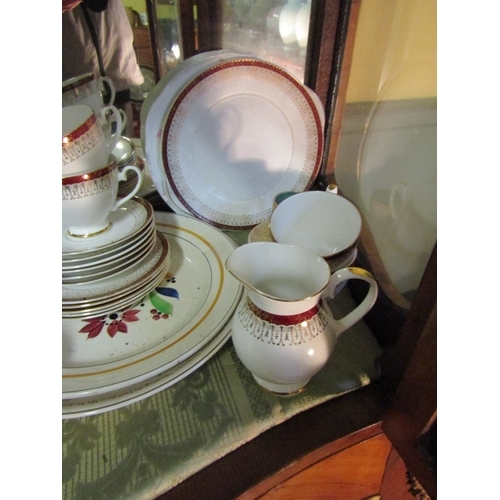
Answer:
[62,0,144,137]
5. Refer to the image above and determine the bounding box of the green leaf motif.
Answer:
[149,292,174,315]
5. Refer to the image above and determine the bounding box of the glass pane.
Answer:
[334,0,437,302]
[220,0,312,83]
[152,0,183,75]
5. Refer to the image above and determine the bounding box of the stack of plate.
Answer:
[141,50,325,230]
[62,212,243,418]
[62,197,170,318]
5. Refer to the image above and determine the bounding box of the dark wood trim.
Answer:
[145,0,162,82]
[178,0,197,59]
[382,307,437,499]
[196,0,223,53]
[237,422,385,500]
[304,0,343,109]
[156,380,391,499]
[324,0,362,183]
[379,244,437,387]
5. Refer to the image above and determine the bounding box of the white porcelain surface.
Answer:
[162,59,323,229]
[247,221,358,275]
[62,222,155,273]
[62,231,169,306]
[112,135,136,166]
[62,73,117,134]
[141,50,250,213]
[62,318,232,418]
[62,229,156,285]
[279,0,301,45]
[62,197,154,258]
[269,190,361,258]
[62,212,243,399]
[62,159,143,238]
[62,104,122,175]
[295,0,311,48]
[227,242,378,393]
[130,138,157,198]
[63,72,116,108]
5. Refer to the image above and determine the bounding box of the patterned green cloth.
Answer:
[62,229,383,499]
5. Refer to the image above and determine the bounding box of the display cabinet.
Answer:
[138,0,437,497]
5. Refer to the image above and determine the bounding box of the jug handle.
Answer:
[321,267,378,336]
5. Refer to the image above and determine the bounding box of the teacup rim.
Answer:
[62,72,95,92]
[269,190,362,259]
[62,155,117,184]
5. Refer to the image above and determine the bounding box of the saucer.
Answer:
[248,220,272,243]
[62,231,169,308]
[62,197,153,258]
[62,230,156,285]
[248,220,358,272]
[62,222,155,270]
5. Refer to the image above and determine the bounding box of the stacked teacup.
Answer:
[62,103,143,238]
[62,72,127,137]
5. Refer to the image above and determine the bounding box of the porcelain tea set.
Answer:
[62,66,378,399]
[61,73,173,323]
[62,73,143,238]
[224,187,378,394]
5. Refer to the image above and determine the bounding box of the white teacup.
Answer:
[62,73,127,134]
[62,72,116,108]
[62,104,122,176]
[270,190,361,267]
[62,155,143,238]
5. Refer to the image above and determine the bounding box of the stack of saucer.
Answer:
[62,197,170,319]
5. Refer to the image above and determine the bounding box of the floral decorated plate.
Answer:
[62,317,232,418]
[62,212,242,399]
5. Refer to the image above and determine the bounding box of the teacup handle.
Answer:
[100,105,123,152]
[99,76,116,106]
[119,109,128,134]
[112,165,143,211]
[321,267,378,336]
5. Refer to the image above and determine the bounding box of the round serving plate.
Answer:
[62,212,243,399]
[162,59,323,229]
[62,317,232,418]
[62,197,154,259]
[142,50,256,213]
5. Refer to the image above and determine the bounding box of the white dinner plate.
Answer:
[142,50,251,213]
[162,59,323,229]
[61,267,168,318]
[62,317,232,418]
[62,212,242,399]
[61,230,157,285]
[62,231,169,306]
[62,222,155,270]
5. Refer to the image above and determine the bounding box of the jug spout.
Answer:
[227,243,379,395]
[225,242,331,316]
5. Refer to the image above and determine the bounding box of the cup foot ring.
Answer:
[67,220,113,239]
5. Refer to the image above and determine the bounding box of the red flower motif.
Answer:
[78,309,142,339]
[79,316,106,339]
